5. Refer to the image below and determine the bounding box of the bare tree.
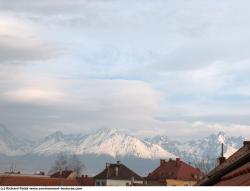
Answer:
[193,156,217,174]
[49,154,68,175]
[49,154,85,177]
[68,155,85,176]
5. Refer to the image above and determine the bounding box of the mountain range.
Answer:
[0,126,246,175]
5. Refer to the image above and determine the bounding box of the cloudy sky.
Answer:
[1,0,250,140]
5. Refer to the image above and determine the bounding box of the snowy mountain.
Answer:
[146,131,245,164]
[77,128,176,159]
[0,125,33,156]
[31,131,86,156]
[0,126,245,164]
[31,128,176,159]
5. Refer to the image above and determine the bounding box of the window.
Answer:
[96,181,100,186]
[101,181,106,186]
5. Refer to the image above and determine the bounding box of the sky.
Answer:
[1,0,250,140]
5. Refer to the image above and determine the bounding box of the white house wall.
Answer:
[95,179,143,186]
[107,179,143,186]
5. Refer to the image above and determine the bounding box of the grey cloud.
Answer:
[0,78,163,138]
[0,19,56,63]
[0,42,55,63]
[0,0,89,14]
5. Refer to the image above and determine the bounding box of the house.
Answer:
[197,141,250,186]
[147,158,203,186]
[94,161,143,186]
[0,174,81,186]
[50,170,77,179]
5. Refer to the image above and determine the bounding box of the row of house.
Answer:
[1,140,250,186]
[94,158,203,186]
[94,140,250,186]
[0,158,204,186]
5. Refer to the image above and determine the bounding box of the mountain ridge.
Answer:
[0,126,245,164]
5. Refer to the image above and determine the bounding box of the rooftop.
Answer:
[0,175,81,186]
[147,158,203,182]
[94,161,143,181]
[197,141,250,186]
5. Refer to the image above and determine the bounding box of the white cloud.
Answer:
[0,14,56,63]
[3,88,65,104]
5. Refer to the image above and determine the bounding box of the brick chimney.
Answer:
[176,158,181,166]
[160,159,166,165]
[218,156,226,165]
[243,141,250,147]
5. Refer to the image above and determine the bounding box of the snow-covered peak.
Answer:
[146,131,245,168]
[218,133,225,144]
[76,128,176,159]
[43,131,64,141]
[30,128,176,159]
[144,135,170,145]
[94,127,121,137]
[217,131,226,136]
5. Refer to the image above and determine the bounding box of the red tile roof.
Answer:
[94,161,143,181]
[0,175,81,186]
[78,175,94,186]
[147,158,203,182]
[216,173,250,186]
[197,141,250,186]
[215,162,250,186]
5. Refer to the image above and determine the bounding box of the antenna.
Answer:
[115,151,119,162]
[10,162,14,173]
[221,143,224,157]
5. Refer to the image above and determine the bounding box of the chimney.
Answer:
[160,159,166,165]
[106,163,110,168]
[243,141,250,147]
[176,158,181,166]
[218,156,226,165]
